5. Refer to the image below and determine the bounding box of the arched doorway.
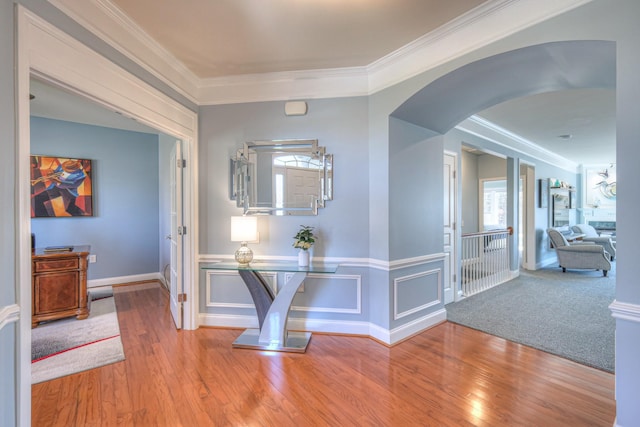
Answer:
[389,40,615,298]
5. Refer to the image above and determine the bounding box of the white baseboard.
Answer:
[88,272,162,288]
[388,309,448,345]
[199,309,446,346]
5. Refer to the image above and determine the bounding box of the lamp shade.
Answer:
[231,216,258,242]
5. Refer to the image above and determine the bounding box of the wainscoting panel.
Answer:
[393,268,442,320]
[288,273,362,314]
[205,270,277,309]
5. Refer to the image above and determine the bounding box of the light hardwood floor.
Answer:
[32,282,616,426]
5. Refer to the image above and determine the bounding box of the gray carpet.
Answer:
[446,263,615,372]
[31,287,125,383]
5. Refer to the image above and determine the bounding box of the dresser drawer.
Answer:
[33,257,79,272]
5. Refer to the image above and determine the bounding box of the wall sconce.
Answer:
[231,216,258,266]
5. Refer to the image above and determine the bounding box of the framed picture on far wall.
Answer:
[538,179,549,208]
[30,155,94,218]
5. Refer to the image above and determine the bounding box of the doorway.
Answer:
[17,9,198,423]
[29,77,184,328]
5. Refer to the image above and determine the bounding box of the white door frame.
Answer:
[443,151,458,303]
[169,141,184,329]
[16,7,199,425]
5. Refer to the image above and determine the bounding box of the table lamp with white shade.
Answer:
[231,216,258,266]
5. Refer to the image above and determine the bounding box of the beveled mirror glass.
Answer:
[233,139,333,215]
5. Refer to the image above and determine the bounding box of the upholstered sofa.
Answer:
[547,228,612,276]
[571,223,616,260]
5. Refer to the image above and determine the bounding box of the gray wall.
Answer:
[460,150,479,234]
[0,0,16,423]
[198,98,370,259]
[198,97,374,324]
[30,117,161,280]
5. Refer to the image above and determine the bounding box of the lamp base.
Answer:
[235,243,253,266]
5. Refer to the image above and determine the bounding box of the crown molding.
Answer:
[47,0,593,105]
[456,115,579,172]
[197,67,370,106]
[48,0,200,104]
[366,0,593,93]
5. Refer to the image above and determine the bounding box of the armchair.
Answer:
[571,224,616,260]
[547,228,612,276]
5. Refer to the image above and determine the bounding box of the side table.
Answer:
[202,261,338,352]
[32,245,90,328]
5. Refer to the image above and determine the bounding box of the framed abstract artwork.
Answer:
[585,166,616,208]
[30,155,94,218]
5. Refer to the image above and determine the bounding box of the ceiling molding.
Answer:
[48,0,594,106]
[456,115,579,172]
[48,0,200,104]
[197,67,370,106]
[367,0,594,93]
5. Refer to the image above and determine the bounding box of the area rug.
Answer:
[31,288,125,384]
[446,264,615,373]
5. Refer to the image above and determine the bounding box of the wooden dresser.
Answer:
[32,245,90,328]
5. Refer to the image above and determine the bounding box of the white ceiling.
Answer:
[32,0,615,166]
[109,0,487,79]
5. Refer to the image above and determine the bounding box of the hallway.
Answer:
[32,281,615,426]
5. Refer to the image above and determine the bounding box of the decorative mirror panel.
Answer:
[233,139,333,215]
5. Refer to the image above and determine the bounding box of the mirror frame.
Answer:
[233,139,333,215]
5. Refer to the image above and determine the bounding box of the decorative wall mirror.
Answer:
[232,139,333,215]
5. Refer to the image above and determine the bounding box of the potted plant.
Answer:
[293,225,315,266]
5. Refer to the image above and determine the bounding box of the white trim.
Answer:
[0,305,20,330]
[370,309,448,345]
[18,8,199,332]
[17,7,200,424]
[198,67,370,105]
[47,0,593,105]
[197,313,446,346]
[49,0,199,104]
[393,269,443,320]
[200,253,446,272]
[389,309,447,345]
[199,313,258,329]
[456,116,578,172]
[610,300,640,323]
[388,253,447,270]
[367,0,592,94]
[17,8,34,426]
[87,272,163,288]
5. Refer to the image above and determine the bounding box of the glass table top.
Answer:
[201,261,338,274]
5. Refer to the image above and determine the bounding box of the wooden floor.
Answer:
[32,282,616,426]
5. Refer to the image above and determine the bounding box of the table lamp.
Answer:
[231,216,258,266]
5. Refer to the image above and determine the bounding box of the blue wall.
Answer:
[198,97,374,325]
[198,97,370,259]
[30,117,161,281]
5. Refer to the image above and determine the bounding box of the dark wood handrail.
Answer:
[462,228,513,238]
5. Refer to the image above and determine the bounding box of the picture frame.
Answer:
[30,155,94,218]
[538,178,549,208]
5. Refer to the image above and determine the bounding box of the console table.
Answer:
[202,261,338,352]
[32,245,90,328]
